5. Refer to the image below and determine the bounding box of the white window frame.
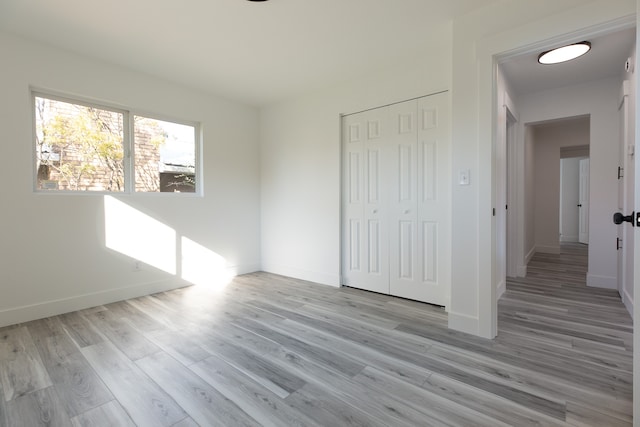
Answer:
[32,89,202,196]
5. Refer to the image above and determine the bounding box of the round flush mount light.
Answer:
[538,41,591,65]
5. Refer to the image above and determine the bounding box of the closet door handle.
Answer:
[404,209,410,214]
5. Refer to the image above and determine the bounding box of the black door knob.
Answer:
[613,212,635,226]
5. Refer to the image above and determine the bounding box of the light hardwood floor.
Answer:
[0,243,633,426]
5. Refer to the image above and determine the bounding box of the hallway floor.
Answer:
[502,243,633,425]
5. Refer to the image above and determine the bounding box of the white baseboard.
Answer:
[0,278,188,328]
[231,263,262,277]
[516,265,527,277]
[448,311,479,336]
[260,263,340,287]
[497,280,506,300]
[535,245,561,254]
[525,247,536,265]
[623,288,634,319]
[586,273,618,289]
[0,263,260,329]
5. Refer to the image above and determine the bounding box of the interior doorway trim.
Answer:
[504,96,520,279]
[476,13,636,339]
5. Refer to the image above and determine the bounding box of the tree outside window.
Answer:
[34,94,197,193]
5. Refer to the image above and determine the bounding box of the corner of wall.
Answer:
[260,262,341,288]
[496,280,507,300]
[448,311,479,337]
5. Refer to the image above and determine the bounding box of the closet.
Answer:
[342,91,451,307]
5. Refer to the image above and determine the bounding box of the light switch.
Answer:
[459,169,470,186]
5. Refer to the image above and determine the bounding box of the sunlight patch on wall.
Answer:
[104,196,176,274]
[181,236,232,290]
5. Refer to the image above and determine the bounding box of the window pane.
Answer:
[35,96,125,191]
[134,116,196,193]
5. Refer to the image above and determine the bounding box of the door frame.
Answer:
[578,158,591,244]
[504,95,521,279]
[477,15,636,339]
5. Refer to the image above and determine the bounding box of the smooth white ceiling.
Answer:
[500,27,636,97]
[0,0,497,106]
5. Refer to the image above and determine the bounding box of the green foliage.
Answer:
[36,99,125,191]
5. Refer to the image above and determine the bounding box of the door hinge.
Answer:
[618,166,624,179]
[492,208,496,216]
[617,237,622,251]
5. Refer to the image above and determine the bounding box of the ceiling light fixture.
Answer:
[247,0,269,2]
[538,41,591,65]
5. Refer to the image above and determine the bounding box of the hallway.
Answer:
[501,243,633,425]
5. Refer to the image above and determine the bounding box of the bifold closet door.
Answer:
[342,92,450,307]
[389,93,450,306]
[342,107,390,294]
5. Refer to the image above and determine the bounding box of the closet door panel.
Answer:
[389,100,419,290]
[391,92,451,307]
[342,114,365,286]
[342,108,390,294]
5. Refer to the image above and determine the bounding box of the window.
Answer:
[133,116,196,193]
[34,92,199,194]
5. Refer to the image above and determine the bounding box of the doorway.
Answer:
[474,15,637,418]
[496,25,635,305]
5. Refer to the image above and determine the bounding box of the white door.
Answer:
[342,92,451,307]
[619,79,634,312]
[388,100,419,297]
[389,93,451,306]
[342,107,390,294]
[578,158,590,244]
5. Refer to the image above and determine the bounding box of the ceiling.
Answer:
[0,0,497,107]
[500,27,636,98]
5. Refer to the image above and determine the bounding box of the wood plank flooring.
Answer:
[0,243,633,426]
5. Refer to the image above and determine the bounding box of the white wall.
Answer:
[260,23,453,286]
[560,157,582,242]
[519,79,621,288]
[524,125,536,264]
[0,33,261,327]
[259,0,636,340]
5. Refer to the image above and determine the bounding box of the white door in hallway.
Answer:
[342,92,451,307]
[578,158,590,244]
[618,79,634,311]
